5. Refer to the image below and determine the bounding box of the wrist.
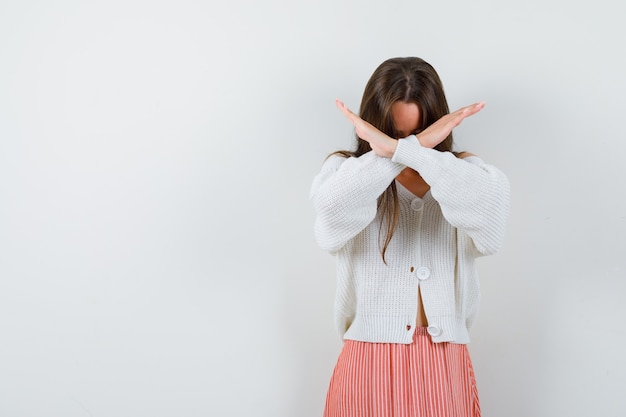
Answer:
[386,138,398,158]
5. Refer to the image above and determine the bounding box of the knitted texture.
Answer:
[310,136,510,344]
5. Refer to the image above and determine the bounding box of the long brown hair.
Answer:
[332,57,455,263]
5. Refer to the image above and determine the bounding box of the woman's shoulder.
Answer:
[320,151,352,170]
[455,151,476,159]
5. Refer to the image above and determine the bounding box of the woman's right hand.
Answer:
[416,102,486,148]
[336,99,398,158]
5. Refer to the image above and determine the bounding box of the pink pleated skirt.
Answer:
[323,327,480,417]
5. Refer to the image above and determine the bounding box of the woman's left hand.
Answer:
[335,99,397,158]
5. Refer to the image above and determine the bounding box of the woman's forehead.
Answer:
[391,102,421,135]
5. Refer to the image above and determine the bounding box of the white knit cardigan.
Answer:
[310,135,510,344]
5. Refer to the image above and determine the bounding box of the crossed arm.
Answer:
[335,98,486,157]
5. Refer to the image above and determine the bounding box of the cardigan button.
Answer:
[410,198,424,211]
[416,266,430,280]
[427,326,442,337]
[406,325,412,331]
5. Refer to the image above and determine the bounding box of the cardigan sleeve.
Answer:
[391,135,511,256]
[310,151,405,253]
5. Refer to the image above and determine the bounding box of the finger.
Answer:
[446,102,485,126]
[459,101,485,116]
[335,98,354,117]
[335,99,360,125]
[437,103,484,130]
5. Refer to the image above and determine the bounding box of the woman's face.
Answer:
[391,101,421,139]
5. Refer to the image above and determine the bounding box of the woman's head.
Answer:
[355,57,453,155]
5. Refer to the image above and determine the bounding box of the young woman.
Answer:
[310,57,510,417]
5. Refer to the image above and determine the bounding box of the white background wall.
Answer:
[1,0,625,416]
